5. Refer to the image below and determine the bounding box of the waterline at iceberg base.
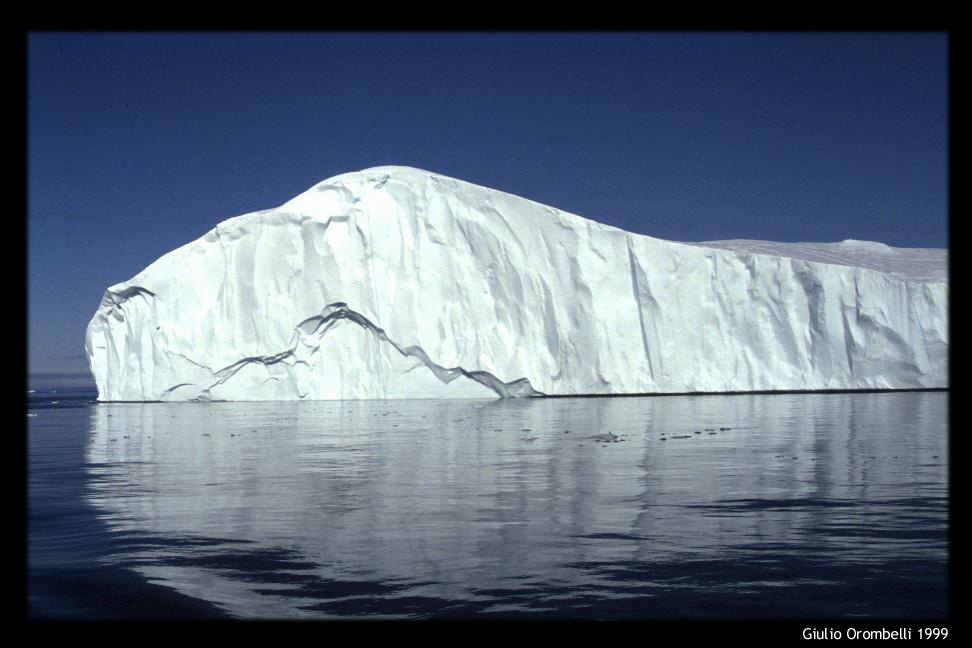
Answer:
[85,166,947,401]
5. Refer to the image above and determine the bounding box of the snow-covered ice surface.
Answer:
[85,166,948,401]
[693,239,947,284]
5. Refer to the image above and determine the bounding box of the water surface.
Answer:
[28,390,948,618]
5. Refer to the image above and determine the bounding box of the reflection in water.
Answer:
[84,393,947,618]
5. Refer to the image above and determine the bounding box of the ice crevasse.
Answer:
[85,166,948,401]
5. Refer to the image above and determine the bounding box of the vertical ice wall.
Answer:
[85,166,948,400]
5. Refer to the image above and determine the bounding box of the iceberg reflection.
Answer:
[84,393,947,618]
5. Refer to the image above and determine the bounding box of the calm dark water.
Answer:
[28,386,948,619]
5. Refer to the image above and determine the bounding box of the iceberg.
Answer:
[84,166,948,401]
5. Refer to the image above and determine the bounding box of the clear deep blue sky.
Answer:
[28,32,948,375]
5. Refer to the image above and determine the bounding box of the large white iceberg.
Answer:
[85,166,948,401]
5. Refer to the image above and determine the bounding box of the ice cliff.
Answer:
[85,166,948,401]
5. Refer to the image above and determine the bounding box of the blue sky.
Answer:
[28,32,948,375]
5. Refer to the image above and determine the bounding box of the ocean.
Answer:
[27,382,948,619]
